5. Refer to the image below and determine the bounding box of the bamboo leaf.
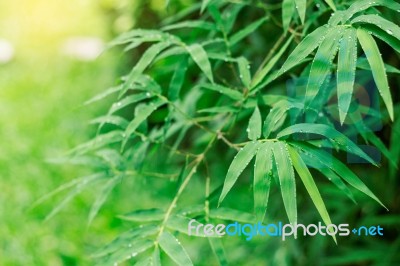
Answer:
[305,26,342,106]
[337,28,357,125]
[229,17,268,46]
[124,98,167,147]
[272,142,297,225]
[122,42,172,95]
[291,142,386,209]
[208,238,228,266]
[186,44,214,83]
[218,141,261,204]
[159,232,193,266]
[352,15,400,42]
[202,83,243,101]
[252,35,294,89]
[169,57,188,101]
[360,24,400,54]
[253,143,273,220]
[343,0,400,22]
[288,145,336,243]
[277,123,377,165]
[357,28,394,120]
[294,0,306,24]
[167,216,212,237]
[162,20,217,31]
[237,57,251,88]
[324,0,337,11]
[282,0,295,32]
[201,0,213,13]
[88,175,122,226]
[247,107,262,141]
[278,25,329,76]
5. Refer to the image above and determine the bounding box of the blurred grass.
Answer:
[0,0,120,265]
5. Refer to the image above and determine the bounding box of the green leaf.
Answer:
[247,107,262,140]
[357,28,394,120]
[201,83,243,101]
[324,0,336,11]
[162,20,217,31]
[357,57,400,74]
[253,143,273,220]
[287,145,336,243]
[343,0,400,22]
[352,15,400,42]
[169,57,188,101]
[159,232,193,266]
[209,207,256,223]
[251,35,294,90]
[90,115,129,129]
[118,208,165,222]
[186,44,214,83]
[299,151,356,203]
[291,142,386,209]
[85,85,122,105]
[278,25,329,75]
[295,0,306,24]
[282,0,295,32]
[208,238,228,266]
[305,26,342,106]
[92,225,159,258]
[360,24,400,54]
[110,93,150,114]
[124,98,167,147]
[277,123,377,165]
[122,42,172,95]
[99,239,154,266]
[88,175,121,226]
[337,28,357,125]
[218,141,260,204]
[229,17,268,46]
[272,142,297,225]
[237,57,251,88]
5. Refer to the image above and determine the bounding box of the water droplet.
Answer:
[146,92,151,97]
[386,29,393,35]
[116,102,122,106]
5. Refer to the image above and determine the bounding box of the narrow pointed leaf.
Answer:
[88,176,121,226]
[219,142,260,204]
[324,0,337,11]
[254,143,273,220]
[282,0,295,32]
[237,57,251,88]
[343,0,400,22]
[159,232,193,266]
[305,27,342,105]
[186,44,214,83]
[294,0,306,24]
[337,28,357,124]
[288,145,336,243]
[124,98,167,146]
[352,15,400,42]
[277,123,377,165]
[169,57,188,101]
[248,107,262,140]
[202,83,243,101]
[272,142,297,225]
[357,28,394,120]
[278,25,329,75]
[122,42,172,95]
[291,142,386,209]
[208,238,228,266]
[229,17,268,45]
